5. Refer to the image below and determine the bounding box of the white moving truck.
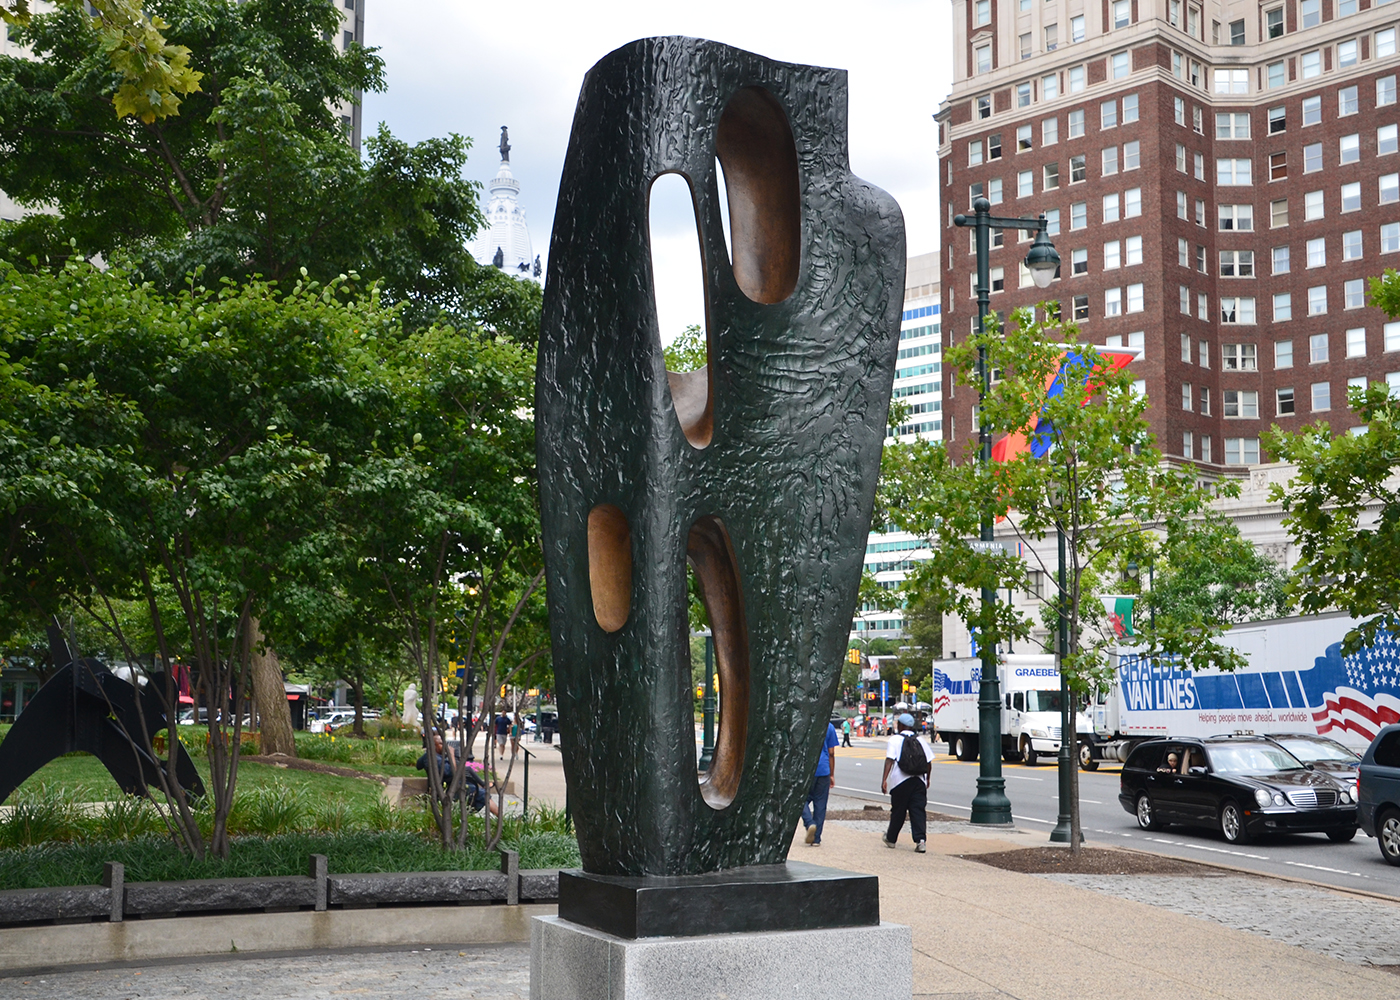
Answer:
[1080,612,1400,766]
[932,653,1091,765]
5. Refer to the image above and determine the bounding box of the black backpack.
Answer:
[897,732,929,777]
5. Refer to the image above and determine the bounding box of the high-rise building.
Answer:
[468,126,540,279]
[937,0,1400,470]
[853,258,942,641]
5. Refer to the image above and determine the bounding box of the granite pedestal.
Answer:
[530,915,912,1000]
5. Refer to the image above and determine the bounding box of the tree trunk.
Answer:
[246,618,296,757]
[352,675,366,737]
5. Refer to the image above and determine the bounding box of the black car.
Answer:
[1263,733,1362,797]
[1118,736,1359,844]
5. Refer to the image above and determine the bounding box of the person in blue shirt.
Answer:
[802,722,840,846]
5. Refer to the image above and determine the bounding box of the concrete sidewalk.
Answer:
[799,816,1399,1000]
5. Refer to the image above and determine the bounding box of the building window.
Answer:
[1175,98,1186,125]
[1046,23,1059,50]
[1072,247,1089,275]
[1223,344,1258,370]
[1308,286,1328,315]
[1217,159,1252,186]
[1338,39,1359,69]
[1216,113,1250,140]
[1071,202,1087,229]
[1020,33,1033,61]
[1200,436,1213,463]
[977,95,992,119]
[1277,387,1295,415]
[1068,109,1085,138]
[1303,143,1323,174]
[1070,154,1087,183]
[1380,28,1398,58]
[1213,69,1248,95]
[1182,383,1193,410]
[975,44,992,75]
[1302,96,1322,127]
[1381,127,1399,158]
[1218,204,1253,231]
[1178,238,1190,267]
[1224,390,1259,418]
[1044,162,1060,189]
[1104,241,1121,270]
[1301,0,1321,29]
[1230,19,1245,44]
[1126,236,1142,265]
[1182,431,1194,460]
[1112,0,1131,28]
[1194,151,1205,180]
[1267,61,1286,89]
[1018,170,1034,198]
[1200,339,1211,367]
[990,266,1005,292]
[1196,199,1206,226]
[975,0,991,26]
[1266,8,1284,39]
[1270,152,1288,181]
[988,133,1002,159]
[1220,250,1254,277]
[1307,237,1326,268]
[1346,279,1366,309]
[1340,86,1359,118]
[1311,332,1330,362]
[969,140,984,166]
[1069,65,1085,93]
[1269,198,1289,227]
[1105,288,1122,316]
[1111,52,1130,79]
[1177,191,1188,219]
[1384,222,1400,253]
[1343,230,1364,260]
[1101,100,1118,130]
[1301,51,1322,80]
[1176,143,1187,173]
[1276,340,1294,368]
[1197,245,1208,272]
[1017,84,1032,109]
[1225,438,1260,465]
[1180,285,1191,313]
[1340,134,1360,166]
[1071,15,1085,43]
[1043,74,1059,102]
[1273,246,1290,274]
[1342,182,1361,213]
[1347,328,1367,357]
[1305,191,1324,220]
[1124,188,1141,217]
[1127,283,1144,313]
[1388,322,1400,352]
[1018,124,1033,151]
[1221,297,1256,323]
[1312,382,1331,412]
[1188,6,1200,38]
[1268,106,1286,134]
[1200,386,1211,414]
[1123,94,1139,123]
[1181,333,1192,362]
[1382,76,1399,108]
[1073,295,1089,320]
[1124,141,1140,170]
[1103,193,1120,223]
[1044,208,1060,234]
[1274,292,1293,321]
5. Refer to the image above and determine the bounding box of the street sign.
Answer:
[968,539,1015,555]
[858,702,867,714]
[881,680,888,699]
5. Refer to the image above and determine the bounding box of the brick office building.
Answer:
[936,0,1400,469]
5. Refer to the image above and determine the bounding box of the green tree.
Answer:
[662,324,707,372]
[0,1,541,341]
[880,308,1236,849]
[1264,269,1400,652]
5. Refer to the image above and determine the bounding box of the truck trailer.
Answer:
[932,653,1090,766]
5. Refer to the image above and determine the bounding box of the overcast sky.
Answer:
[361,0,954,344]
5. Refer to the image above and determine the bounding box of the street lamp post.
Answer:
[952,198,1060,826]
[1049,512,1077,843]
[698,630,716,772]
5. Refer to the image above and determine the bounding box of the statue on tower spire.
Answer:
[499,126,511,163]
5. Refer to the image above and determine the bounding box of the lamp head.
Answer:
[1025,222,1060,289]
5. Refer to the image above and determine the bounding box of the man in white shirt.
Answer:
[880,713,932,852]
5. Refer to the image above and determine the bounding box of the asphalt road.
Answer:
[830,737,1400,898]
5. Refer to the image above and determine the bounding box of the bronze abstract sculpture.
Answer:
[537,36,904,878]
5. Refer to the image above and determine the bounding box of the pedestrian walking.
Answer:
[880,713,933,852]
[841,718,852,747]
[801,721,839,846]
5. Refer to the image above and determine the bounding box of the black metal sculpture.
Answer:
[537,36,904,877]
[0,625,205,805]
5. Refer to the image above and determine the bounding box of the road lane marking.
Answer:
[1081,799,1103,804]
[1008,775,1044,782]
[1146,836,1268,860]
[1285,861,1367,878]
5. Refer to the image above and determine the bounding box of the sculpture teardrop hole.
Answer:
[647,171,713,449]
[715,157,732,265]
[588,504,632,633]
[715,86,800,305]
[686,516,749,810]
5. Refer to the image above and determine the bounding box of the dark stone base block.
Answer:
[557,862,878,939]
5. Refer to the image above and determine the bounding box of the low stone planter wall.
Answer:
[0,850,558,929]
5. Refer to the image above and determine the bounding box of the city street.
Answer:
[830,738,1400,898]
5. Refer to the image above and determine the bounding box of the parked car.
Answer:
[1118,736,1358,844]
[310,710,356,733]
[1357,723,1400,866]
[1264,733,1361,799]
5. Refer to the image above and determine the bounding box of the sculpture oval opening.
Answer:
[648,171,713,449]
[588,504,633,633]
[687,516,750,809]
[715,86,801,305]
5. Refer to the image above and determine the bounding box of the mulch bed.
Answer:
[241,754,388,784]
[959,847,1233,877]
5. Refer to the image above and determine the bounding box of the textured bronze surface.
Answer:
[537,35,904,876]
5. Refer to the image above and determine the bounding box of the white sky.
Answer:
[361,0,954,344]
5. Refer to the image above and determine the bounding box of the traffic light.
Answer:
[847,647,862,664]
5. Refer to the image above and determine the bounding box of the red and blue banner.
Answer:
[990,349,1136,463]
